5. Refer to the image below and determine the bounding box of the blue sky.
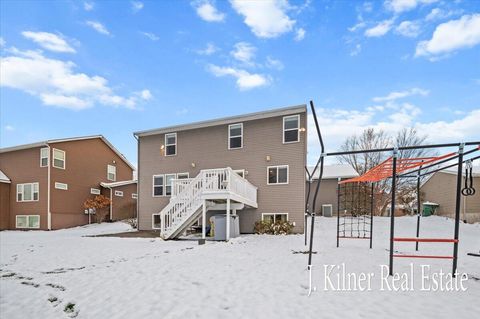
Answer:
[1,0,479,166]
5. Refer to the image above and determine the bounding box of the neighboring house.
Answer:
[306,165,359,216]
[421,167,480,223]
[0,136,137,230]
[134,105,307,238]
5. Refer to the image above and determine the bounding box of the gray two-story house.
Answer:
[134,105,307,239]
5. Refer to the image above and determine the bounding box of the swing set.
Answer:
[306,100,479,277]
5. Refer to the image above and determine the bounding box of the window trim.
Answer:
[90,188,101,195]
[16,183,40,202]
[52,148,66,169]
[177,172,190,179]
[261,213,289,222]
[114,190,123,197]
[132,193,138,199]
[165,133,177,156]
[152,174,165,197]
[54,182,68,190]
[282,114,300,144]
[16,215,40,229]
[267,165,289,185]
[107,164,117,182]
[40,147,49,167]
[152,214,161,230]
[228,123,243,150]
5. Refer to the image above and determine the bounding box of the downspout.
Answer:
[47,144,52,230]
[109,187,113,220]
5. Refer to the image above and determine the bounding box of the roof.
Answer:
[420,165,480,188]
[307,164,359,180]
[100,180,137,188]
[0,135,135,170]
[134,104,307,137]
[0,170,10,183]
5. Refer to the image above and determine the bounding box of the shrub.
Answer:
[254,220,294,235]
[124,218,138,229]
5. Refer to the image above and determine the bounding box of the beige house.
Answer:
[421,167,480,223]
[0,136,137,230]
[134,105,307,239]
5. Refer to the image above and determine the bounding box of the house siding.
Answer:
[421,172,480,223]
[109,183,137,221]
[138,110,307,233]
[0,183,11,230]
[307,179,340,216]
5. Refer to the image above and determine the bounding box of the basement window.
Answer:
[262,213,288,223]
[16,215,40,229]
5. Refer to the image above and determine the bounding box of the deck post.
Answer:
[226,198,231,241]
[202,200,206,239]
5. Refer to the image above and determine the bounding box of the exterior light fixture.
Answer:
[299,127,306,132]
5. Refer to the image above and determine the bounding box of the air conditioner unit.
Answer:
[322,204,333,217]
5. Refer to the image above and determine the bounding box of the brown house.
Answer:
[0,136,137,230]
[134,105,307,239]
[421,167,480,223]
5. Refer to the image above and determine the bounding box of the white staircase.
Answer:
[157,167,257,239]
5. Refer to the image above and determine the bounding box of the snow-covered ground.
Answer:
[1,216,479,318]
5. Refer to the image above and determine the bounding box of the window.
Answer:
[115,190,123,197]
[17,183,39,202]
[91,188,101,195]
[40,148,49,167]
[152,214,161,229]
[55,182,68,190]
[262,213,288,223]
[177,172,189,179]
[132,193,138,199]
[107,165,116,181]
[165,174,176,196]
[283,115,300,143]
[52,148,66,169]
[153,175,164,197]
[165,133,177,156]
[16,215,40,229]
[267,166,289,185]
[233,169,245,178]
[228,123,243,149]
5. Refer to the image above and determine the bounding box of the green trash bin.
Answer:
[422,202,439,217]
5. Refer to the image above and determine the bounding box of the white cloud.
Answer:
[415,14,480,58]
[350,44,362,56]
[385,0,437,14]
[131,1,144,13]
[83,1,94,11]
[137,89,152,100]
[140,32,159,41]
[425,8,461,21]
[86,21,110,36]
[294,28,306,41]
[348,21,366,32]
[365,19,395,37]
[0,49,149,110]
[21,31,76,53]
[207,64,270,90]
[230,42,256,65]
[372,88,429,102]
[4,125,15,131]
[193,0,225,22]
[0,37,5,47]
[396,20,421,38]
[230,0,295,38]
[196,42,218,55]
[265,56,284,70]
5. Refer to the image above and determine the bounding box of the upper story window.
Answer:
[283,115,300,143]
[17,182,39,202]
[165,133,177,156]
[165,174,176,196]
[153,175,164,196]
[40,148,49,167]
[177,172,189,179]
[114,190,123,197]
[91,188,101,195]
[55,182,68,190]
[107,165,116,181]
[132,193,138,199]
[228,123,243,149]
[267,165,289,185]
[52,148,66,169]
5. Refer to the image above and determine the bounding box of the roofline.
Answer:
[134,104,307,137]
[311,175,359,180]
[100,180,137,188]
[0,135,136,171]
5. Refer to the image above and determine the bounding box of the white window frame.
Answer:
[177,172,190,179]
[90,188,101,195]
[233,169,245,178]
[261,213,289,223]
[152,174,165,197]
[114,190,123,197]
[228,123,243,150]
[107,165,116,182]
[283,115,300,144]
[16,183,39,202]
[16,215,40,229]
[54,182,68,190]
[132,193,138,199]
[165,133,177,156]
[152,214,161,230]
[165,173,176,196]
[267,165,289,185]
[52,148,66,169]
[40,147,49,167]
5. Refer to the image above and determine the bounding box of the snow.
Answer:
[1,217,479,318]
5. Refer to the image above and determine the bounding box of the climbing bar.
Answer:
[393,237,458,243]
[393,254,455,259]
